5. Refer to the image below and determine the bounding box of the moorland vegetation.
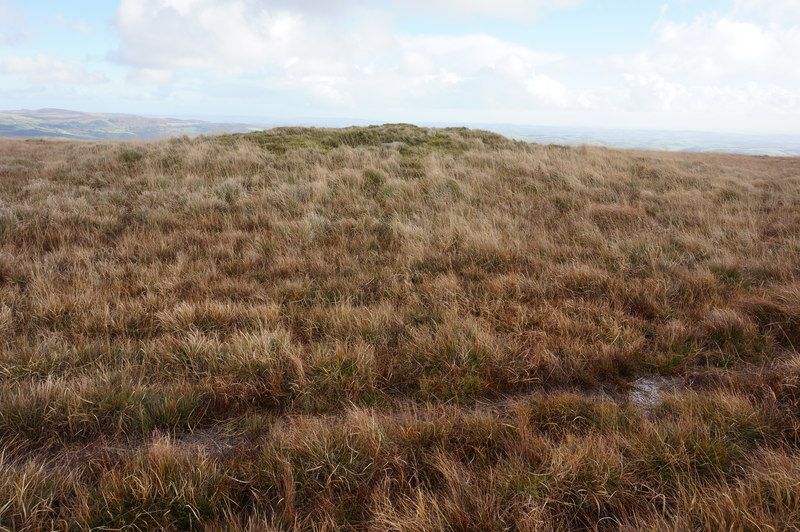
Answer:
[1,125,799,529]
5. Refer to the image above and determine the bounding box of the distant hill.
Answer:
[0,108,256,141]
[2,109,797,156]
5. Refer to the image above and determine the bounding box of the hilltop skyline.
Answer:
[1,0,798,134]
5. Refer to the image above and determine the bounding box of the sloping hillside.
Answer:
[0,108,253,140]
[1,125,799,529]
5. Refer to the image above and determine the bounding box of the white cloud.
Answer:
[113,0,800,129]
[646,15,800,81]
[148,0,585,19]
[601,3,800,123]
[115,0,306,71]
[0,0,757,133]
[0,0,26,44]
[404,0,583,19]
[54,14,92,34]
[402,34,559,72]
[1,55,107,84]
[620,73,686,112]
[733,0,800,25]
[113,0,586,111]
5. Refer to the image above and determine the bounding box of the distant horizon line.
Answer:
[3,107,798,138]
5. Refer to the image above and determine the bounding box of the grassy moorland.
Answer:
[0,125,799,530]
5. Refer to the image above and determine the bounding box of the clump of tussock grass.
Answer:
[0,127,799,528]
[0,389,798,529]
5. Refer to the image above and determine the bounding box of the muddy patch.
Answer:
[628,376,682,408]
[175,426,235,456]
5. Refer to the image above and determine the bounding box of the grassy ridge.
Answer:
[1,125,799,529]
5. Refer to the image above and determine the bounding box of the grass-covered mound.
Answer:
[1,126,800,529]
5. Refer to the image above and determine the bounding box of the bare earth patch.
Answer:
[628,376,682,408]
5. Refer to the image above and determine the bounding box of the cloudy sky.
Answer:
[1,0,798,133]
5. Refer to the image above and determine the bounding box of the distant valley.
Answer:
[0,108,255,141]
[490,124,800,157]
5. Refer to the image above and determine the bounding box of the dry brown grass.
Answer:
[1,125,799,529]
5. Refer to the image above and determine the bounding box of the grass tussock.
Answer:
[1,125,800,529]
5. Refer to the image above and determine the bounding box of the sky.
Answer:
[0,0,798,133]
